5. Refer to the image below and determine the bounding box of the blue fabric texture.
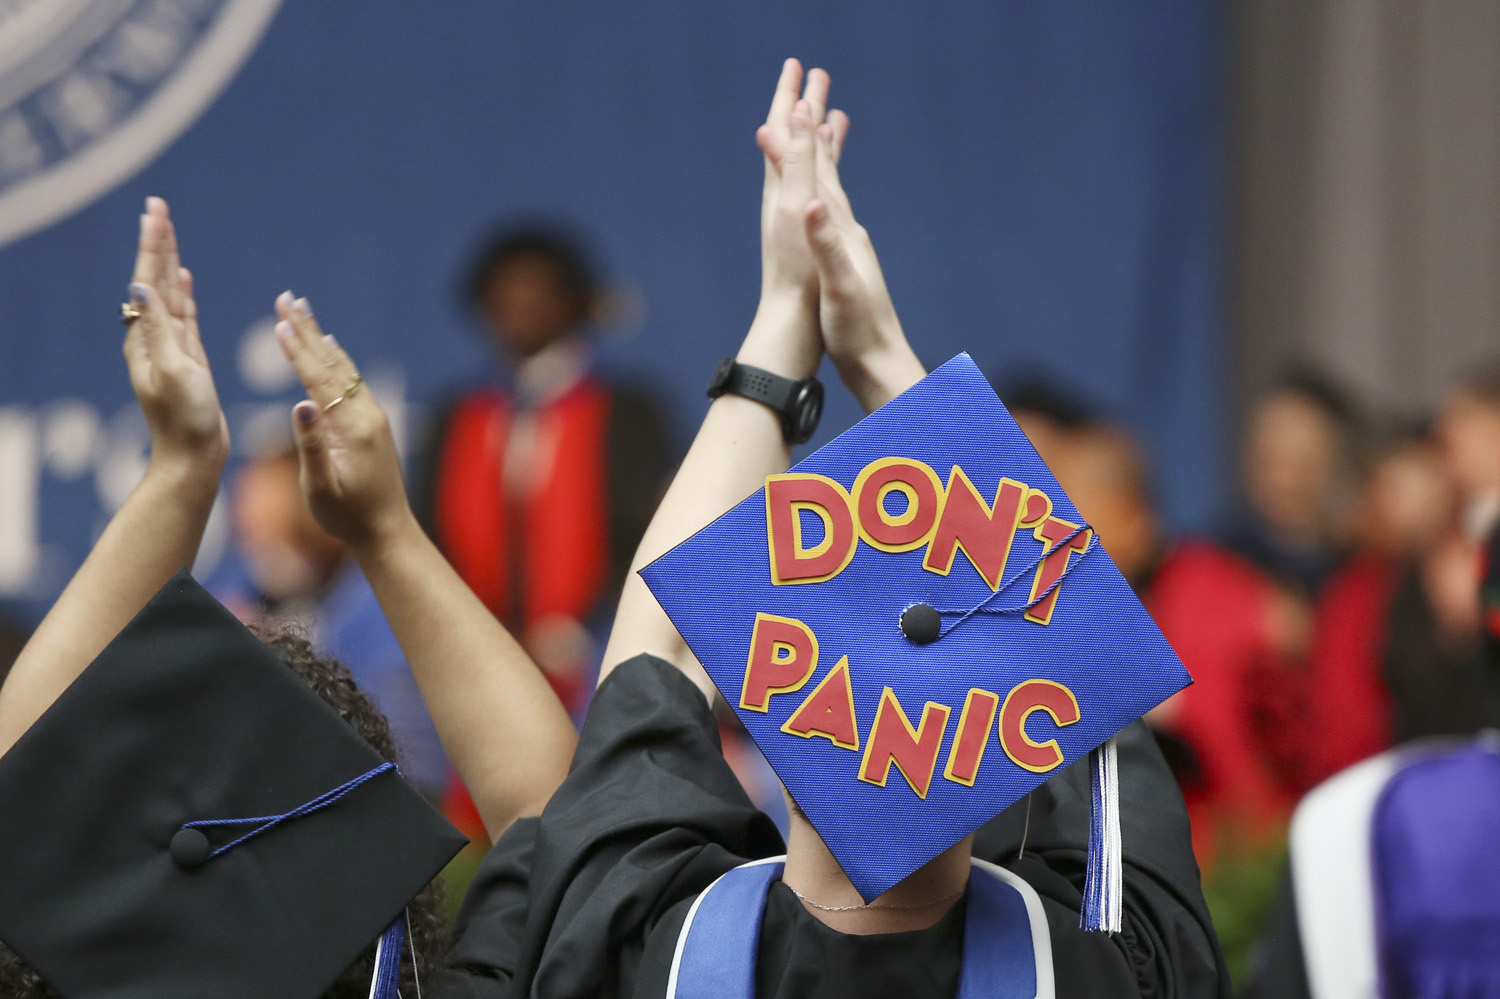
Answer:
[956,867,1036,999]
[1373,740,1500,998]
[673,862,785,999]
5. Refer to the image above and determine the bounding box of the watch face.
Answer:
[788,379,825,444]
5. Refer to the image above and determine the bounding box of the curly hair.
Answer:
[0,628,448,998]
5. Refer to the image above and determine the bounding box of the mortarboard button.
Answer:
[169,828,211,870]
[900,603,942,644]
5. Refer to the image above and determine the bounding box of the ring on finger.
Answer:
[321,374,363,413]
[120,302,143,325]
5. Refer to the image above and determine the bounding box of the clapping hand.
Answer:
[737,58,830,381]
[802,107,922,411]
[757,61,924,411]
[272,293,412,550]
[124,197,229,468]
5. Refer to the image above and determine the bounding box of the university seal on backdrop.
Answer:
[0,0,282,247]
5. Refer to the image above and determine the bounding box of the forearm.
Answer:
[833,340,926,414]
[599,294,818,699]
[0,454,221,756]
[351,513,576,839]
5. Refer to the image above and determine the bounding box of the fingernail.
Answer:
[294,401,318,426]
[129,283,149,305]
[324,333,338,348]
[278,290,294,306]
[293,297,312,317]
[810,202,828,223]
[274,320,292,342]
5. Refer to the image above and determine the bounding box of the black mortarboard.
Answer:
[0,572,466,998]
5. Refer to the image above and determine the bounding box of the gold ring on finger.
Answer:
[120,302,143,325]
[321,374,363,413]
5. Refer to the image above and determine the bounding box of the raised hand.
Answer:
[0,198,227,755]
[272,293,411,550]
[754,59,827,302]
[272,294,577,838]
[125,197,229,465]
[738,58,829,382]
[802,109,925,412]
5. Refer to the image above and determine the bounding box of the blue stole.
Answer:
[666,857,1054,999]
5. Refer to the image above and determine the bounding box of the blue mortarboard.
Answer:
[641,354,1191,917]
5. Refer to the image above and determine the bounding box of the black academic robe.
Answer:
[433,655,1228,999]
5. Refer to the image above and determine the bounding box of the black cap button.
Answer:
[900,603,942,644]
[170,828,211,870]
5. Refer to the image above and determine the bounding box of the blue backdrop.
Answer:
[0,1,1221,621]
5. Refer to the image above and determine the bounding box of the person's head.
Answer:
[1048,422,1160,585]
[998,378,1093,471]
[464,226,597,359]
[0,629,447,998]
[1349,428,1454,561]
[1242,371,1357,546]
[232,446,346,602]
[1435,366,1500,503]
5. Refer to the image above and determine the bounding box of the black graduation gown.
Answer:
[433,655,1228,999]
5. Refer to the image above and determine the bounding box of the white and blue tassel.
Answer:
[367,912,406,999]
[1080,736,1122,934]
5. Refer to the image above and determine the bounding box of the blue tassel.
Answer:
[367,912,405,999]
[1080,736,1122,933]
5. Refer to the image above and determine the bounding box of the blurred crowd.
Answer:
[1004,364,1500,982]
[1004,367,1500,832]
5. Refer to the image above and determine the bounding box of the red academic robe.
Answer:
[1144,541,1295,867]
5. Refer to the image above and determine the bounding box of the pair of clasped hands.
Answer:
[125,58,920,566]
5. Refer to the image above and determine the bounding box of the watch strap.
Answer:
[706,359,822,444]
[723,363,797,412]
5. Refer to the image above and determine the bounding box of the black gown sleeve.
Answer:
[433,817,541,998]
[973,720,1230,998]
[436,655,785,999]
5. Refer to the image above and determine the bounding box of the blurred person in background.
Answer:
[1245,375,1500,998]
[1303,427,1454,787]
[1045,416,1297,863]
[998,377,1095,470]
[208,444,450,802]
[1247,505,1500,999]
[415,227,672,721]
[1380,367,1500,745]
[1047,414,1318,985]
[1438,367,1500,541]
[1223,371,1359,598]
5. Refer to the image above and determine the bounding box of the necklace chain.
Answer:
[788,885,966,913]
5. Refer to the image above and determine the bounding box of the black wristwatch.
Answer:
[706,358,824,445]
